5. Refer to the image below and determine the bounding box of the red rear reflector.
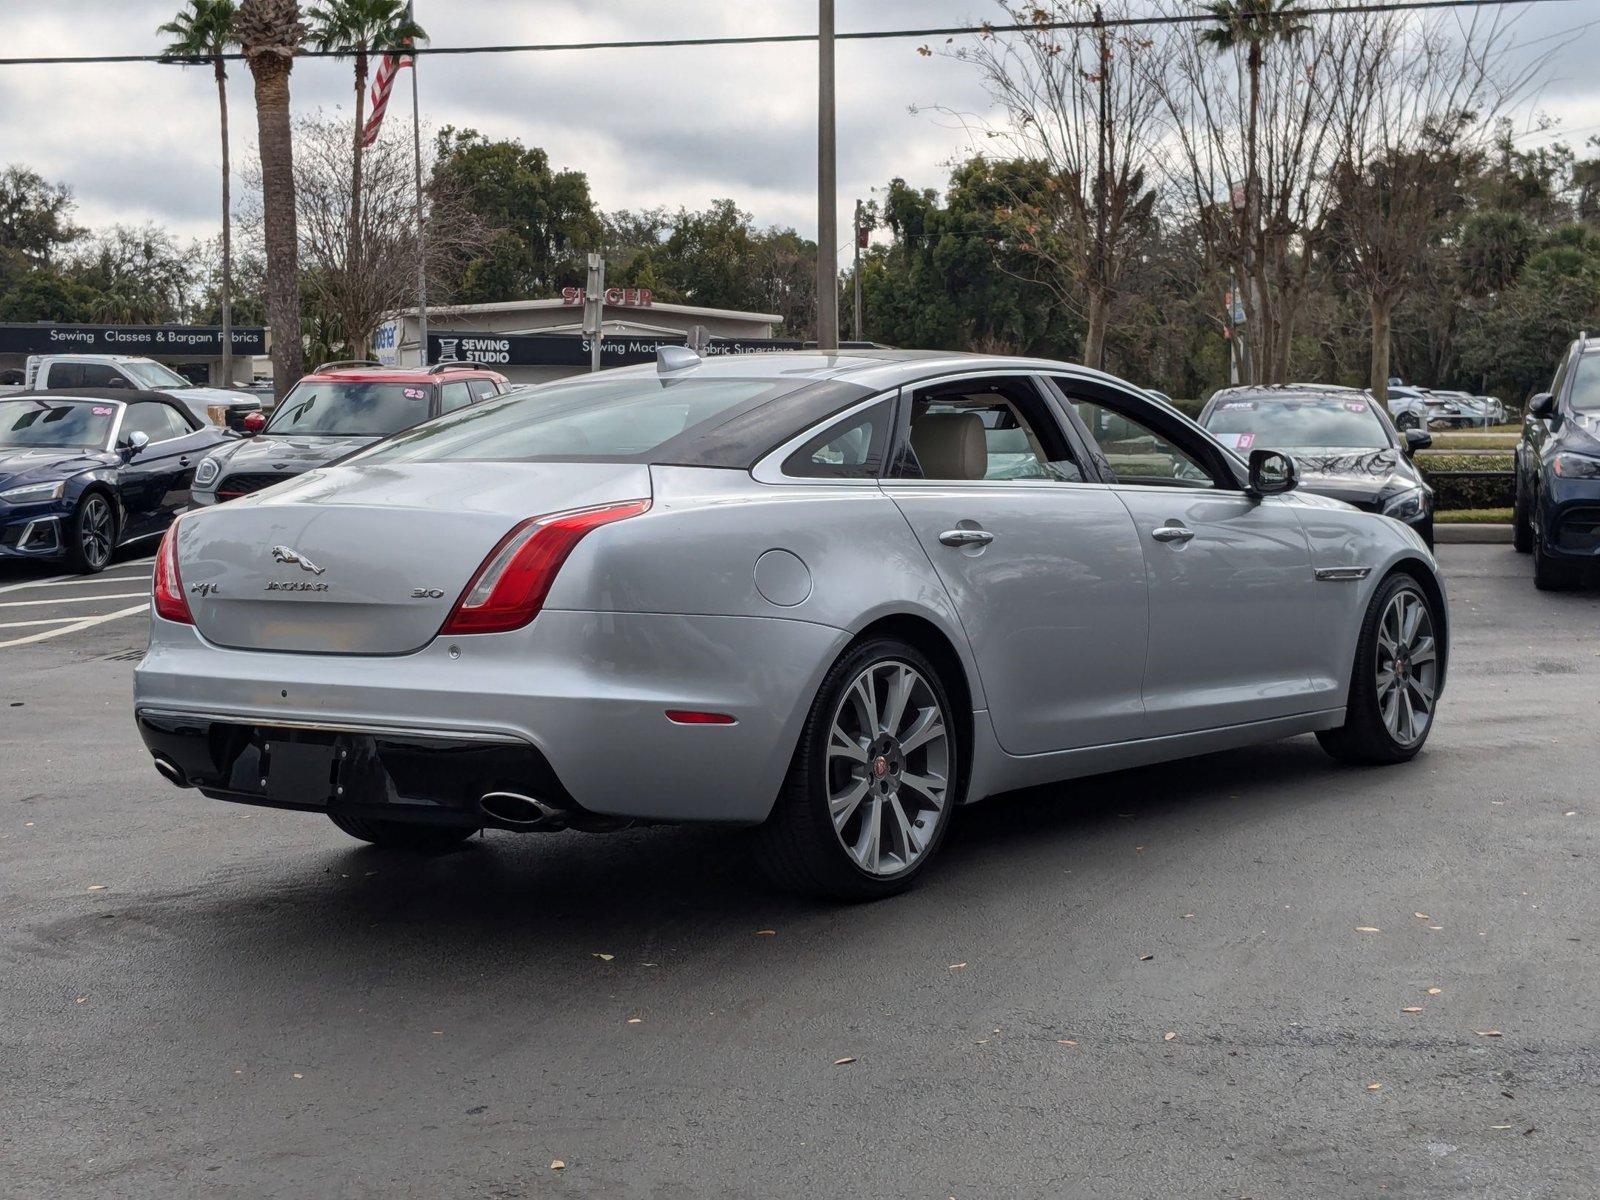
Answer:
[440,499,650,635]
[665,710,737,725]
[152,520,193,625]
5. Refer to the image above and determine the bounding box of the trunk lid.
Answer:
[176,460,651,654]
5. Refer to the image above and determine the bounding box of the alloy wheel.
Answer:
[80,496,113,570]
[1375,588,1437,747]
[825,660,950,878]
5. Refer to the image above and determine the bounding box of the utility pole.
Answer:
[408,1,428,366]
[585,253,606,373]
[816,0,838,352]
[1094,5,1109,372]
[852,198,864,343]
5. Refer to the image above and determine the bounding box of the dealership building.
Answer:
[374,292,856,386]
[0,322,267,387]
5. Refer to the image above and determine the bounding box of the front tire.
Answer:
[754,638,961,900]
[328,812,477,851]
[1512,474,1533,554]
[65,492,116,574]
[1317,573,1441,765]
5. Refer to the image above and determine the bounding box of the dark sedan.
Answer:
[1514,332,1600,589]
[0,390,233,573]
[1198,387,1435,547]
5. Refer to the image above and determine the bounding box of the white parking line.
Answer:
[0,566,152,595]
[0,616,84,630]
[0,603,147,649]
[0,592,148,608]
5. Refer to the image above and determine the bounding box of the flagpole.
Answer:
[409,3,428,365]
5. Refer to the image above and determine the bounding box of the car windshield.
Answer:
[121,360,190,389]
[353,374,803,464]
[265,381,433,437]
[0,399,116,449]
[1571,353,1600,412]
[1204,395,1390,452]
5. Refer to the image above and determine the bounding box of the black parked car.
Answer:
[1198,386,1435,546]
[1514,332,1600,589]
[0,389,233,573]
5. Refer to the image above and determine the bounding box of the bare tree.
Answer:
[1153,2,1380,383]
[245,112,488,363]
[938,1,1170,368]
[1324,10,1540,399]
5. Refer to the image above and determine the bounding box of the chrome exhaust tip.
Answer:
[152,755,191,789]
[479,791,566,829]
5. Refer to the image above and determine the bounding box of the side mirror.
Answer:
[1247,448,1298,497]
[121,430,150,459]
[1403,429,1432,454]
[241,411,267,436]
[1528,392,1555,420]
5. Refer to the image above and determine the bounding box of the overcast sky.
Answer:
[1,0,1596,258]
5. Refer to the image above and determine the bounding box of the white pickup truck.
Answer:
[16,354,262,431]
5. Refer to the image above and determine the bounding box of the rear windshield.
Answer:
[1204,395,1390,452]
[352,374,811,465]
[0,399,115,449]
[266,381,434,437]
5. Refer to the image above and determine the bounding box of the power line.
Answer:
[0,0,1578,68]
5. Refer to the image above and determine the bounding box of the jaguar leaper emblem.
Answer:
[271,545,326,576]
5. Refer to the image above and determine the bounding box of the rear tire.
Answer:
[1511,476,1533,554]
[754,637,961,901]
[328,812,477,851]
[1317,573,1441,766]
[64,492,116,575]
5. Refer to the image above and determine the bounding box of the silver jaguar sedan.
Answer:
[134,350,1448,899]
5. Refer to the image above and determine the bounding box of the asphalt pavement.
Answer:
[2,544,1597,1199]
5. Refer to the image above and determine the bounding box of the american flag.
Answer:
[359,48,413,149]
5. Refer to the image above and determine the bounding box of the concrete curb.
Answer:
[1435,523,1513,544]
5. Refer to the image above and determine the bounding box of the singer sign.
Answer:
[561,286,654,308]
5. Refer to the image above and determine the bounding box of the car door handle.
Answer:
[1150,524,1195,544]
[179,457,191,466]
[939,529,994,547]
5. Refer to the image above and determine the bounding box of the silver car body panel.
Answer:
[135,351,1448,825]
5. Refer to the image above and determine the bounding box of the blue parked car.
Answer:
[0,389,234,573]
[1514,332,1600,589]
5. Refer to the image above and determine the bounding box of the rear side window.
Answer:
[783,400,891,478]
[440,381,473,413]
[892,377,1084,482]
[468,379,499,402]
[353,374,814,465]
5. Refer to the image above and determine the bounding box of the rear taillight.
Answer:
[152,520,193,625]
[440,499,650,635]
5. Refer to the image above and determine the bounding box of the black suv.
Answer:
[1513,332,1600,589]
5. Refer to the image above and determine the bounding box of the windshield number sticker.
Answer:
[1235,432,1256,450]
[1345,401,1368,413]
[92,406,114,415]
[1219,400,1255,411]
[404,388,427,400]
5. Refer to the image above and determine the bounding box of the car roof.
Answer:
[303,366,506,384]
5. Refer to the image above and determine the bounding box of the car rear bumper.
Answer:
[133,608,851,825]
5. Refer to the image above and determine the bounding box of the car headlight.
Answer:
[1552,453,1600,479]
[0,480,65,504]
[1382,486,1431,522]
[193,456,221,487]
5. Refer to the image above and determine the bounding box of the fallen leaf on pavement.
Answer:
[1058,1039,1078,1046]
[592,953,614,962]
[755,929,777,936]
[1163,1031,1177,1041]
[1427,987,1443,995]
[1401,1007,1422,1014]
[550,1159,565,1171]
[1367,1083,1382,1091]
[1475,1030,1502,1037]
[87,885,106,892]
[1355,926,1380,933]
[948,963,967,971]
[627,1018,642,1025]
[834,1056,855,1066]
[1414,913,1430,920]
[1139,954,1153,961]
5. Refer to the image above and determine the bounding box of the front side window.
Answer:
[1203,395,1391,453]
[1067,395,1218,488]
[354,374,810,465]
[78,363,130,388]
[120,403,189,444]
[265,381,435,437]
[0,399,117,449]
[1568,352,1600,412]
[894,378,1084,482]
[440,381,473,413]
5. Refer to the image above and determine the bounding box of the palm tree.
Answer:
[308,0,424,356]
[233,0,307,398]
[1200,0,1309,382]
[159,1,238,386]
